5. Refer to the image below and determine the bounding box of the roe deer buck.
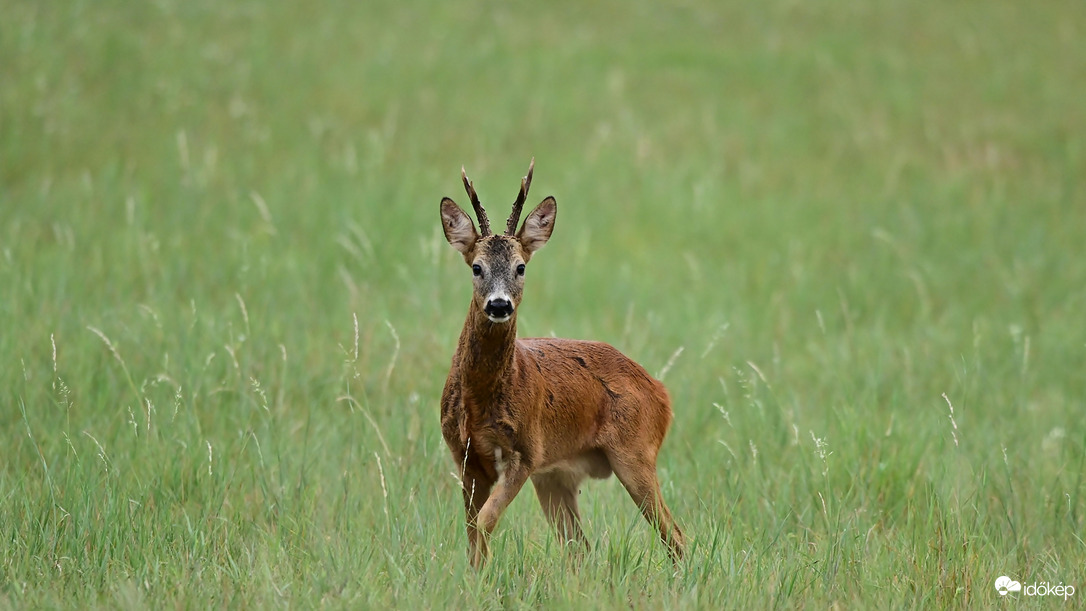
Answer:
[439,159,685,568]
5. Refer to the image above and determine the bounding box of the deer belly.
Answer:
[535,449,612,480]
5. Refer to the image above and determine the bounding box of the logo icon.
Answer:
[995,576,1022,596]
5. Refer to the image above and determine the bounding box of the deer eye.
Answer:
[516,264,526,276]
[472,264,483,277]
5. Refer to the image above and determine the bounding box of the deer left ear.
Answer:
[517,197,556,255]
[441,197,478,257]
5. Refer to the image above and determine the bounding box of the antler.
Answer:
[505,157,535,235]
[461,166,491,237]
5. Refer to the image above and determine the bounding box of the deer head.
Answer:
[440,159,556,323]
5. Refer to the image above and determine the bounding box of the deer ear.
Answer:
[517,197,557,255]
[441,198,477,256]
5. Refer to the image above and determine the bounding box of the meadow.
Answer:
[2,0,1085,608]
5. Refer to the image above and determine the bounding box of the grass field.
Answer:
[3,0,1085,607]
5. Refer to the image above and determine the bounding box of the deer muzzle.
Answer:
[484,295,515,322]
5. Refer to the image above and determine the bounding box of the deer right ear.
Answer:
[441,198,478,256]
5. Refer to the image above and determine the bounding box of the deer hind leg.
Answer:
[607,452,686,562]
[531,471,589,550]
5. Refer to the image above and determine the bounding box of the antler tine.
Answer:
[462,165,491,237]
[505,157,535,235]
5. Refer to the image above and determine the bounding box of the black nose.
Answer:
[484,298,514,319]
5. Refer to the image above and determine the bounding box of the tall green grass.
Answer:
[3,0,1084,607]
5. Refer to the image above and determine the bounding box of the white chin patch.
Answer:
[487,314,512,323]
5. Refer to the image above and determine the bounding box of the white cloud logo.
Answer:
[995,576,1022,596]
[996,574,1075,599]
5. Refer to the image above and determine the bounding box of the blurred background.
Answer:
[2,0,1084,606]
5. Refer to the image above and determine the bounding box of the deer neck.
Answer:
[457,301,519,399]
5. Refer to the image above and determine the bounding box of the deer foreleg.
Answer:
[459,456,494,565]
[472,449,530,568]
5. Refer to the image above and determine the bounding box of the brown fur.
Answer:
[439,166,685,567]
